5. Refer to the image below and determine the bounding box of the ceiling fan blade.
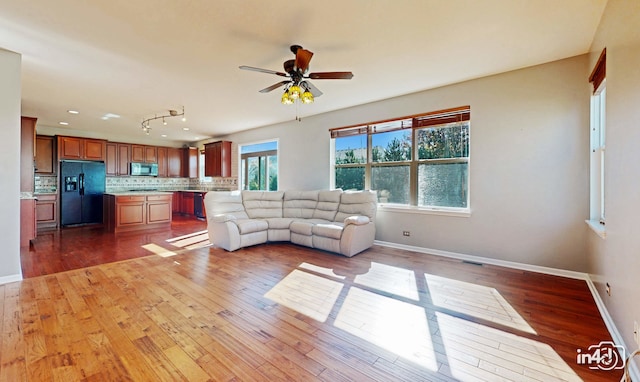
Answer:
[259,80,291,93]
[308,71,354,80]
[301,81,323,97]
[239,65,288,77]
[295,48,314,73]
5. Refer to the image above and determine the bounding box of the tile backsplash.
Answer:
[35,174,237,193]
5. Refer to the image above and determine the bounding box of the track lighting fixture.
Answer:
[141,107,185,135]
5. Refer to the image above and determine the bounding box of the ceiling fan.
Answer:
[239,45,354,104]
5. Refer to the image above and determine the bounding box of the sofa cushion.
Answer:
[290,219,330,235]
[335,190,377,222]
[283,190,318,218]
[243,191,284,218]
[234,219,269,234]
[312,222,345,240]
[265,217,295,230]
[312,189,342,221]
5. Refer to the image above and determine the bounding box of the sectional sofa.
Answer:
[203,189,377,257]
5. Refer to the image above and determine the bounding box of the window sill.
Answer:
[378,203,471,217]
[586,219,606,239]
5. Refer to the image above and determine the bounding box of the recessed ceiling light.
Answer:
[161,134,167,138]
[67,110,79,114]
[182,127,190,131]
[59,121,69,126]
[194,137,200,140]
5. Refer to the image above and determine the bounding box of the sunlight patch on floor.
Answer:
[264,269,343,322]
[425,273,536,334]
[166,230,211,249]
[334,287,438,371]
[436,312,581,382]
[298,262,346,280]
[141,243,178,257]
[354,262,419,300]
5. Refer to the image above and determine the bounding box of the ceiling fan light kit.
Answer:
[240,44,353,106]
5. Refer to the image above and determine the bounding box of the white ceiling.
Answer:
[0,0,606,144]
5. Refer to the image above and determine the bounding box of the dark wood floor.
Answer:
[4,219,622,381]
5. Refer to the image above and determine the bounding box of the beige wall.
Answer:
[0,48,22,282]
[217,54,591,272]
[587,0,640,359]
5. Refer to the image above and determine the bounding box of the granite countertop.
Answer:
[104,191,174,196]
[34,191,58,195]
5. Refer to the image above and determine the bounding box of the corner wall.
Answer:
[0,48,22,282]
[587,0,640,362]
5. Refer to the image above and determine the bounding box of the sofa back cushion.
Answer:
[335,190,377,222]
[242,191,284,218]
[312,189,343,221]
[204,191,248,219]
[283,190,319,218]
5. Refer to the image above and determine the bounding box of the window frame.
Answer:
[239,139,279,191]
[587,48,606,239]
[331,106,471,216]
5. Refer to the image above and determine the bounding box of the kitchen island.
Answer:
[103,191,172,233]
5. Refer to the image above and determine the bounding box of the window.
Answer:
[588,48,606,236]
[240,140,278,191]
[332,107,470,211]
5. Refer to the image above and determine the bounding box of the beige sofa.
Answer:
[203,189,377,257]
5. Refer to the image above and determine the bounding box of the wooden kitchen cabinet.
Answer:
[106,142,131,176]
[131,144,157,163]
[20,199,36,247]
[172,191,182,213]
[104,193,172,233]
[58,136,106,161]
[183,147,198,178]
[21,117,36,192]
[35,135,55,174]
[35,193,58,230]
[167,148,183,177]
[204,140,232,177]
[157,147,168,177]
[180,191,195,215]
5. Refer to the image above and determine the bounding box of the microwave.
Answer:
[130,162,158,176]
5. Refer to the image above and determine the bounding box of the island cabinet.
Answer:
[104,193,172,233]
[58,136,106,161]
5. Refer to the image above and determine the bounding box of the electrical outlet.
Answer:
[606,282,611,296]
[402,231,411,237]
[635,321,639,345]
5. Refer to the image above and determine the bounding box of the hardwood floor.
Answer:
[5,223,623,381]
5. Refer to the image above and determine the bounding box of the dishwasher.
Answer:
[194,192,206,220]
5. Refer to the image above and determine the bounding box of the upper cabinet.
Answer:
[58,136,106,161]
[183,147,198,178]
[204,141,232,177]
[21,117,36,192]
[167,148,183,177]
[35,135,55,174]
[106,143,131,176]
[157,147,168,177]
[131,144,157,163]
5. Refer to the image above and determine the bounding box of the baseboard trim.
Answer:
[373,240,589,280]
[0,273,22,285]
[373,240,639,379]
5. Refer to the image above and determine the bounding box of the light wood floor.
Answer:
[4,226,622,381]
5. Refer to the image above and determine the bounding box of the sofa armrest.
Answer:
[212,214,237,223]
[344,215,370,226]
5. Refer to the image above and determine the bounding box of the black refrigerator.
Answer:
[60,160,106,226]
